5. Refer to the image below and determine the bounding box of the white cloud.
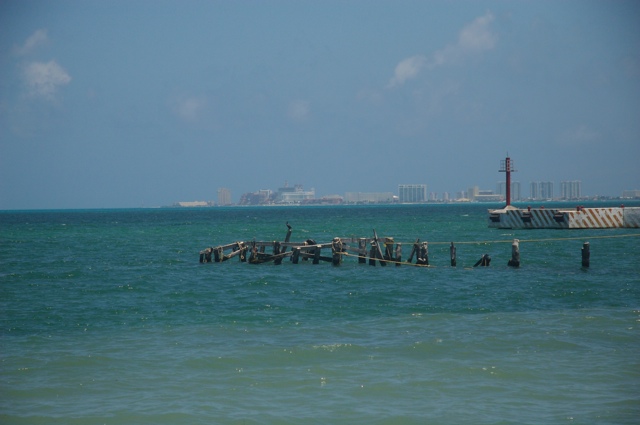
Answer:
[388,55,427,88]
[388,12,496,88]
[23,60,71,99]
[15,29,49,55]
[288,99,310,121]
[174,96,207,122]
[457,13,496,52]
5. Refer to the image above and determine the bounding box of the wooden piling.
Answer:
[358,238,367,264]
[313,245,322,264]
[508,239,520,268]
[581,242,590,268]
[369,242,378,266]
[384,237,395,263]
[474,254,491,267]
[292,247,301,264]
[332,237,343,266]
[450,242,456,267]
[199,247,213,263]
[395,243,402,267]
[273,241,284,265]
[416,242,429,266]
[407,239,420,263]
[213,246,223,263]
[371,230,386,266]
[248,242,258,264]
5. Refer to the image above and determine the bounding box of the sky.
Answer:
[1,0,639,209]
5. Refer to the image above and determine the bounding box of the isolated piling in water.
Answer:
[450,242,456,267]
[508,239,520,268]
[581,242,590,268]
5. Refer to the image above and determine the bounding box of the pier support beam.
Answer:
[395,243,402,267]
[416,242,429,266]
[358,238,367,264]
[313,245,321,264]
[384,237,395,264]
[474,254,491,267]
[369,242,378,266]
[292,247,301,264]
[331,238,343,266]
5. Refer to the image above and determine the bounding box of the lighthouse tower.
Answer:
[499,155,516,207]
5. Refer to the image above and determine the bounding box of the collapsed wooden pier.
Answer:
[199,223,556,268]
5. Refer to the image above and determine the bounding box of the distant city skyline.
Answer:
[171,177,633,206]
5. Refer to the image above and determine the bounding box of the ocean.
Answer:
[1,203,639,424]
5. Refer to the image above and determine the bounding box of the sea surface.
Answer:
[1,203,639,424]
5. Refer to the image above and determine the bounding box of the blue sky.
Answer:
[1,0,639,208]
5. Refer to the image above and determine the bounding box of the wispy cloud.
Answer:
[173,96,207,122]
[287,99,310,121]
[388,12,496,88]
[15,29,49,55]
[23,60,71,99]
[558,124,599,146]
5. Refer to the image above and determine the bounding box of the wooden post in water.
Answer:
[292,247,301,264]
[395,243,402,267]
[332,237,343,266]
[416,242,429,266]
[277,222,293,264]
[384,237,395,264]
[236,243,247,262]
[474,254,491,267]
[369,242,378,266]
[407,239,420,264]
[199,247,213,263]
[508,239,520,268]
[358,238,367,264]
[248,242,258,264]
[214,246,223,263]
[313,245,322,264]
[581,242,590,268]
[371,230,386,266]
[273,241,283,265]
[450,242,456,267]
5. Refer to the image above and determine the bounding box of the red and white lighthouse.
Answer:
[499,155,516,207]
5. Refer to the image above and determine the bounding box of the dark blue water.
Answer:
[1,204,639,424]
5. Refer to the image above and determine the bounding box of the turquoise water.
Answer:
[1,204,639,424]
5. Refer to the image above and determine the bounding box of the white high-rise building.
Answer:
[398,184,427,203]
[539,182,554,200]
[561,181,582,200]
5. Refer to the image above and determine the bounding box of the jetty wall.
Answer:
[488,207,640,229]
